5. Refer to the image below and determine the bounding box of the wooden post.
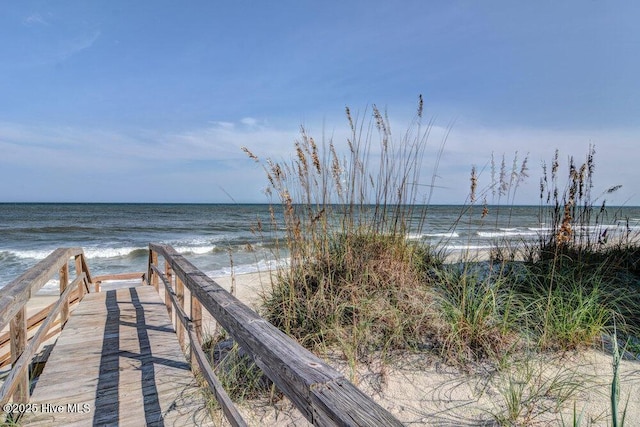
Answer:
[165,259,173,286]
[60,263,69,326]
[9,307,28,403]
[164,262,173,320]
[190,294,202,367]
[191,295,203,344]
[150,251,159,291]
[176,278,185,349]
[74,255,85,299]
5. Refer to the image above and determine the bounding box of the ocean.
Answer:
[1,203,639,294]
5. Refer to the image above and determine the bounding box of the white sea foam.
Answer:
[447,244,493,251]
[83,246,146,258]
[426,232,460,238]
[208,258,288,278]
[10,245,224,261]
[477,230,538,238]
[10,249,57,260]
[407,232,460,240]
[173,245,217,255]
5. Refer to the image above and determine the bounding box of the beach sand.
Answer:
[215,271,640,426]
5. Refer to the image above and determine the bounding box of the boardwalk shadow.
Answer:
[93,288,191,426]
[93,290,121,426]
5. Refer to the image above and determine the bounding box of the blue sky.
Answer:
[1,1,638,205]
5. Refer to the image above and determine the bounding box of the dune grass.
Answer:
[235,100,640,425]
[242,102,640,357]
[243,97,451,366]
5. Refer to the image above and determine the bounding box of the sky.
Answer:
[1,1,639,205]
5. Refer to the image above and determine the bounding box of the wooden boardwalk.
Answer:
[21,286,213,426]
[1,246,402,426]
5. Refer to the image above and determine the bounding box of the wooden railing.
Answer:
[92,272,146,292]
[0,248,93,405]
[148,243,403,427]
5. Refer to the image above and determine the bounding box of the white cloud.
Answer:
[210,121,235,130]
[240,117,258,127]
[24,13,48,26]
[1,118,638,205]
[429,125,640,205]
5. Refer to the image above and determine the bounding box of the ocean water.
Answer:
[1,203,639,294]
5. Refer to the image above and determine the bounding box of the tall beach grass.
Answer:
[235,100,640,424]
[243,97,450,365]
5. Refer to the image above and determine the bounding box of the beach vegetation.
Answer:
[610,323,629,427]
[516,148,640,351]
[489,354,584,426]
[201,333,277,403]
[243,96,451,371]
[433,266,518,363]
[239,100,640,425]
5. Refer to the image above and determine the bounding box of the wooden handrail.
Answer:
[0,248,93,404]
[0,274,85,404]
[0,287,84,368]
[148,243,402,427]
[92,272,145,292]
[150,264,247,427]
[0,248,90,331]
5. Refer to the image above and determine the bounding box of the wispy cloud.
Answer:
[24,13,49,26]
[12,23,101,68]
[57,30,101,61]
[0,119,297,169]
[240,117,258,127]
[0,119,637,204]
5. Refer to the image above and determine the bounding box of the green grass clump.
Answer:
[202,335,275,402]
[434,267,518,362]
[519,254,640,348]
[490,355,584,426]
[526,267,612,350]
[487,147,640,351]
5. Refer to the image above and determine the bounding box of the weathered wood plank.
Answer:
[311,377,403,426]
[21,286,213,426]
[176,276,185,349]
[191,295,203,345]
[9,306,27,403]
[59,263,69,326]
[0,274,84,405]
[92,272,146,283]
[152,264,247,427]
[73,256,84,300]
[151,243,403,426]
[0,248,84,332]
[148,250,159,292]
